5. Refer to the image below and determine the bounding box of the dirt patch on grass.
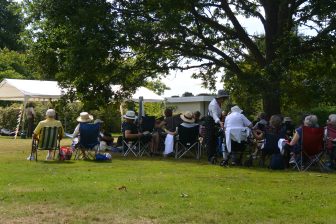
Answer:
[0,203,157,224]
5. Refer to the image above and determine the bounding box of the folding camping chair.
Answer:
[73,123,101,160]
[30,126,61,161]
[138,116,155,156]
[293,126,327,171]
[175,124,200,159]
[324,125,336,168]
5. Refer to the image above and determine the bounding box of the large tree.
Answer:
[114,0,336,115]
[24,0,169,108]
[0,0,24,51]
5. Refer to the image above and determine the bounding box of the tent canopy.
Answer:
[0,78,63,101]
[0,78,164,102]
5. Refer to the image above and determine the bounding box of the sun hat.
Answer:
[123,110,137,120]
[94,119,104,124]
[215,89,229,99]
[283,117,292,123]
[46,109,56,117]
[77,112,94,123]
[180,111,195,123]
[231,105,243,113]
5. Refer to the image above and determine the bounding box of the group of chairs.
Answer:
[30,122,102,161]
[122,116,202,159]
[222,125,335,172]
[30,116,336,172]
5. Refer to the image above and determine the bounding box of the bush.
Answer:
[0,103,22,129]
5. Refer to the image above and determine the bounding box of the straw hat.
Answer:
[77,112,94,123]
[180,111,195,123]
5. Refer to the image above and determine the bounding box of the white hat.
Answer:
[94,119,104,124]
[46,109,56,117]
[77,112,94,123]
[180,111,195,123]
[123,110,137,120]
[231,105,243,113]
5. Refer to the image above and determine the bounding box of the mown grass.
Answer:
[0,136,335,224]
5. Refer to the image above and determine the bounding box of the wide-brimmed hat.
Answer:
[231,105,243,113]
[283,117,292,123]
[123,110,137,120]
[215,89,229,99]
[77,112,94,123]
[180,111,195,123]
[94,119,104,124]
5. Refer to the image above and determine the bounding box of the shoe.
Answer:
[220,159,229,167]
[208,156,217,165]
[27,155,35,160]
[289,156,296,164]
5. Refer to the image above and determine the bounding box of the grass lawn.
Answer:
[0,137,335,224]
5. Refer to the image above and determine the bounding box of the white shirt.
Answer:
[224,112,252,153]
[208,98,222,124]
[224,112,252,129]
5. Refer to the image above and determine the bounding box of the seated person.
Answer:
[288,114,319,164]
[325,114,336,168]
[122,110,150,143]
[28,109,64,160]
[71,112,94,153]
[159,108,183,156]
[253,115,285,167]
[281,116,295,140]
[224,105,253,165]
[94,119,114,151]
[253,112,268,132]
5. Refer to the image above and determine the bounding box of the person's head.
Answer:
[123,110,137,123]
[164,108,173,117]
[304,115,318,127]
[77,112,94,123]
[180,111,195,123]
[46,109,56,119]
[230,105,243,114]
[193,111,201,120]
[328,114,336,127]
[215,89,229,103]
[269,115,282,129]
[258,112,267,121]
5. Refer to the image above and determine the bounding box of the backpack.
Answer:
[59,146,72,160]
[270,153,284,170]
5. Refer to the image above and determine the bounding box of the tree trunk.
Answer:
[262,87,281,116]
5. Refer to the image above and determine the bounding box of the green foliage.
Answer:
[0,0,24,51]
[24,0,169,109]
[114,0,336,115]
[0,103,21,129]
[0,48,36,80]
[145,80,170,96]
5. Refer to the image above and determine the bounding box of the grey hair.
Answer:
[328,114,336,126]
[304,115,318,127]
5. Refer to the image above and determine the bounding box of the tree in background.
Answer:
[114,0,336,115]
[0,0,24,51]
[23,0,170,109]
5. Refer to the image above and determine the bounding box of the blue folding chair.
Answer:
[74,123,100,160]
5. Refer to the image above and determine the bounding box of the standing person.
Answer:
[205,89,229,164]
[26,102,36,138]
